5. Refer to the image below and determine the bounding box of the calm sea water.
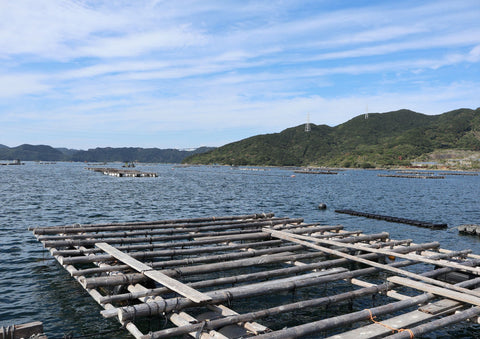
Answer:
[1,162,480,338]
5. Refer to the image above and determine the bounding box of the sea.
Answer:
[1,162,480,338]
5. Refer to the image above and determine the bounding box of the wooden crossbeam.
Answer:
[96,242,212,304]
[263,228,480,276]
[387,276,480,307]
[264,229,480,300]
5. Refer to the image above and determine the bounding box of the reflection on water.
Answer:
[1,163,479,337]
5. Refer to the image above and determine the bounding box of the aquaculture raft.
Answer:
[30,213,480,338]
[86,167,158,177]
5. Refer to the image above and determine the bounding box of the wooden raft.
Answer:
[30,213,480,338]
[86,167,158,177]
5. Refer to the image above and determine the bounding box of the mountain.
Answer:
[0,144,66,161]
[70,147,215,163]
[183,108,480,168]
[56,147,81,157]
[0,145,215,163]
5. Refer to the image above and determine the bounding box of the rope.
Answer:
[366,309,414,338]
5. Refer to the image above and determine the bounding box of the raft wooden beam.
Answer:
[95,242,212,304]
[387,276,480,306]
[335,209,448,229]
[31,212,276,234]
[264,229,480,297]
[0,321,46,339]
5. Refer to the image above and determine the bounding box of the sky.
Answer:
[1,0,479,150]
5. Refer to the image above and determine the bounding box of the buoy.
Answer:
[318,203,327,210]
[291,175,296,178]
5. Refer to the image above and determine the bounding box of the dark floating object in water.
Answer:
[335,209,448,229]
[318,203,327,210]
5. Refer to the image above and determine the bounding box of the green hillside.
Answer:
[183,108,480,168]
[0,145,215,163]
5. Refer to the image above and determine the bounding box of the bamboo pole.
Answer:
[114,267,349,322]
[265,229,480,299]
[30,212,276,234]
[53,238,283,257]
[384,306,480,339]
[82,240,441,289]
[144,269,480,339]
[96,242,212,303]
[72,243,305,277]
[255,274,480,339]
[81,249,328,289]
[42,226,275,248]
[268,229,480,275]
[37,218,302,241]
[140,284,391,339]
[51,245,146,339]
[99,242,450,304]
[60,232,273,264]
[109,248,457,320]
[58,230,388,266]
[387,276,480,306]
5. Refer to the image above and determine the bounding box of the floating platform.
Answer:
[86,167,158,177]
[378,174,444,179]
[458,224,480,236]
[293,170,338,175]
[335,209,448,229]
[31,213,480,338]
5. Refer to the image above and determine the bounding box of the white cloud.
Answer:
[1,0,479,148]
[0,73,49,97]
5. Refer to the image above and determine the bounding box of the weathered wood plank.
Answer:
[387,276,480,306]
[265,229,480,299]
[264,228,480,275]
[96,242,212,304]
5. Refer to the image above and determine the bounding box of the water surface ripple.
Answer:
[1,163,479,338]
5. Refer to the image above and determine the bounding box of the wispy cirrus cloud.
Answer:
[0,0,479,148]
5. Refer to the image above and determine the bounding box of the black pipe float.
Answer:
[334,209,447,229]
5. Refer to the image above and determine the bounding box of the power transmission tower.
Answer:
[305,113,311,132]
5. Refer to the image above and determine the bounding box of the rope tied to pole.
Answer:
[366,308,414,338]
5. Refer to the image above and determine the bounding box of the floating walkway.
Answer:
[30,213,480,338]
[335,209,448,229]
[86,167,158,177]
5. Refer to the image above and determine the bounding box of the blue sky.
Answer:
[1,0,479,149]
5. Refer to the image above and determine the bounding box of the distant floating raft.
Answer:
[294,170,338,175]
[439,172,479,176]
[335,209,448,229]
[30,212,480,338]
[86,167,158,177]
[378,174,444,179]
[458,224,480,236]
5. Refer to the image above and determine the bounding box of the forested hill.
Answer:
[0,145,215,162]
[183,108,480,168]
